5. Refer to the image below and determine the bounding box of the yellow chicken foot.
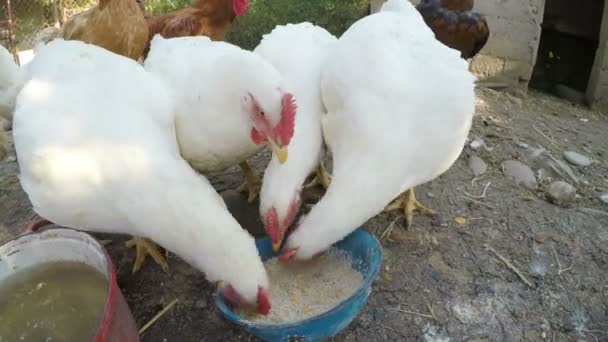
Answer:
[237,161,261,203]
[125,237,169,273]
[384,188,435,229]
[304,162,332,190]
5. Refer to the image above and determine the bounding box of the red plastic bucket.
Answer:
[0,226,140,342]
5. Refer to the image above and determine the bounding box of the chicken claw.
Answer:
[125,237,169,273]
[304,162,332,190]
[237,161,261,203]
[384,188,435,229]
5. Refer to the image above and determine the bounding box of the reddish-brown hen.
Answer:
[416,0,489,59]
[142,0,248,55]
[58,0,149,61]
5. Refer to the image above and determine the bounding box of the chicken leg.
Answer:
[304,162,332,190]
[384,188,435,228]
[237,161,261,203]
[125,237,169,273]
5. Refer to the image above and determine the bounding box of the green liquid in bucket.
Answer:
[0,261,108,342]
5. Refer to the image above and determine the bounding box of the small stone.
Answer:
[545,181,576,207]
[426,192,435,198]
[563,151,591,167]
[470,139,484,150]
[502,160,538,190]
[600,192,608,204]
[468,155,487,176]
[516,142,529,149]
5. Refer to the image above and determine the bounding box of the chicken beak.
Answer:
[272,240,282,253]
[270,141,288,164]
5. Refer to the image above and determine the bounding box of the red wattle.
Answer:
[251,128,266,145]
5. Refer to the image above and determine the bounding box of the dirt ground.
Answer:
[1,87,607,342]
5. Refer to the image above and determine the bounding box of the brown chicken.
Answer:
[416,0,489,59]
[58,0,149,61]
[142,0,249,55]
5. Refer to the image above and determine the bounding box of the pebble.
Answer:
[600,193,608,204]
[545,181,576,208]
[469,139,484,150]
[563,151,591,167]
[426,192,435,198]
[502,160,538,190]
[516,142,529,149]
[468,155,487,177]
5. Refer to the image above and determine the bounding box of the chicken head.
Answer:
[263,195,302,252]
[233,0,249,17]
[245,91,296,164]
[217,281,271,315]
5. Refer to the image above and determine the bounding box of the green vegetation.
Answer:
[145,0,191,14]
[226,0,370,50]
[7,0,370,51]
[144,0,371,50]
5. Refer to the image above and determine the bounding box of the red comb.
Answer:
[274,93,296,146]
[257,287,271,315]
[233,0,248,16]
[266,208,280,243]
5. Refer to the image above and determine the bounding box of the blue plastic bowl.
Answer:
[214,227,383,342]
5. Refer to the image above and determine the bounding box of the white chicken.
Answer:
[13,39,271,314]
[144,35,297,203]
[253,23,336,252]
[281,0,475,260]
[0,45,25,161]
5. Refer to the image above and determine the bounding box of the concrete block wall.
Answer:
[586,3,608,112]
[470,0,545,87]
[371,0,545,87]
[370,0,608,112]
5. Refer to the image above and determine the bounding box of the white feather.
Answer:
[286,0,476,258]
[0,44,25,122]
[144,35,288,174]
[254,23,337,225]
[14,40,268,302]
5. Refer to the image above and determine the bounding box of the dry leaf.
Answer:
[454,217,467,225]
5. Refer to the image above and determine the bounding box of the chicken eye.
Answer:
[260,111,265,117]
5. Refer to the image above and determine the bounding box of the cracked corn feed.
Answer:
[239,248,363,324]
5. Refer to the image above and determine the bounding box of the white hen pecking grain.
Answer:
[239,248,363,324]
